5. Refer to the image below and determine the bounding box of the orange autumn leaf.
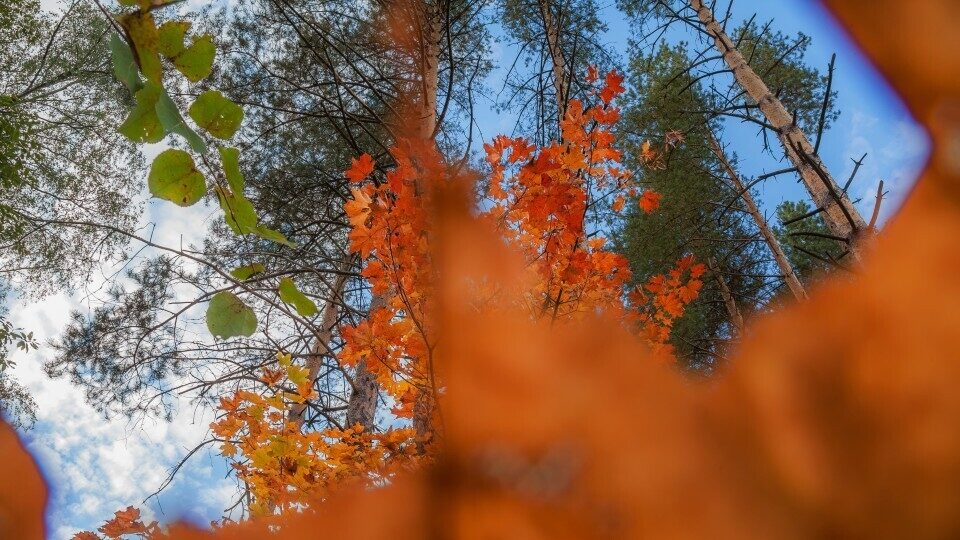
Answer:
[598,70,625,105]
[638,189,662,214]
[345,153,375,183]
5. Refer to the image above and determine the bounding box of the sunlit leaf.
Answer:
[216,186,258,235]
[231,263,266,281]
[173,34,215,82]
[206,291,257,338]
[189,90,243,139]
[157,20,190,58]
[155,88,206,153]
[148,149,205,207]
[118,83,163,143]
[120,12,162,84]
[278,278,318,317]
[109,33,142,93]
[254,225,296,248]
[219,147,244,193]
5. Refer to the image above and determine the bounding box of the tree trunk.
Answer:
[416,0,441,140]
[708,257,745,337]
[407,0,444,444]
[289,259,351,428]
[344,292,385,431]
[707,130,807,301]
[689,0,867,259]
[538,0,569,122]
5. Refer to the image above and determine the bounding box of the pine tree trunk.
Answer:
[707,130,807,300]
[538,0,569,121]
[708,257,745,337]
[689,0,867,259]
[417,0,441,140]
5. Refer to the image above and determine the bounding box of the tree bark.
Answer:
[344,293,384,431]
[708,257,745,337]
[707,130,807,301]
[289,259,351,428]
[538,0,569,122]
[416,0,441,139]
[408,0,444,444]
[689,0,867,259]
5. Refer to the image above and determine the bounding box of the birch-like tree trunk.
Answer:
[412,0,443,443]
[707,130,807,300]
[538,0,569,121]
[289,259,351,428]
[689,0,867,258]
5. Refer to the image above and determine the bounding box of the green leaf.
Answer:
[121,12,162,84]
[231,263,266,281]
[206,291,257,338]
[278,278,318,317]
[216,186,258,235]
[189,90,243,140]
[118,83,163,143]
[109,33,143,93]
[218,147,244,193]
[173,34,215,82]
[148,149,205,206]
[254,225,297,248]
[157,20,190,58]
[155,88,206,153]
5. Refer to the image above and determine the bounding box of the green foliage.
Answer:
[155,88,206,153]
[616,44,766,368]
[219,147,244,192]
[0,318,37,374]
[774,200,837,282]
[1,1,141,295]
[230,263,266,281]
[157,20,191,58]
[118,83,164,143]
[206,291,257,339]
[121,12,163,84]
[189,90,243,139]
[109,33,143,93]
[47,257,182,418]
[148,149,205,206]
[251,225,296,248]
[216,186,258,234]
[172,34,215,82]
[278,278,318,317]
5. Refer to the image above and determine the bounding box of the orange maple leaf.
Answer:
[638,190,662,214]
[345,153,375,183]
[599,70,625,104]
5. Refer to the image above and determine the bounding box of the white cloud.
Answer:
[5,198,233,538]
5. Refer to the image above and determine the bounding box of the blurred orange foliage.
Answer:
[6,0,960,538]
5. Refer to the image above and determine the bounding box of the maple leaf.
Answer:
[585,64,599,83]
[612,195,626,213]
[98,506,147,538]
[344,187,373,228]
[638,190,662,214]
[599,70,625,104]
[345,153,375,183]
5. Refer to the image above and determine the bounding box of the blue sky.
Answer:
[8,0,928,538]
